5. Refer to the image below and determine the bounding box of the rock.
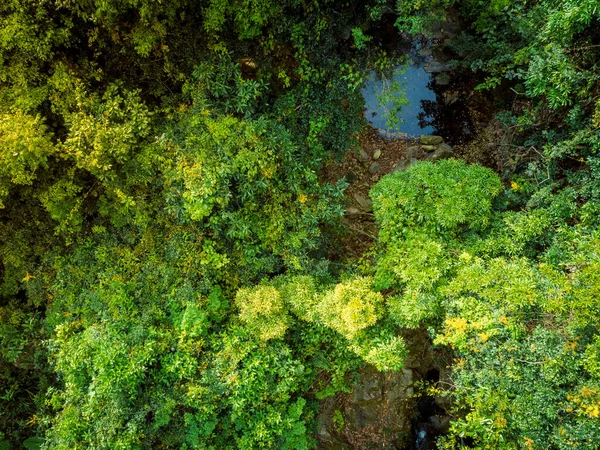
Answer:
[352,371,382,403]
[358,149,369,162]
[405,146,421,159]
[368,162,381,174]
[372,148,382,160]
[432,46,450,62]
[443,91,459,105]
[441,19,462,38]
[315,327,444,450]
[387,369,414,402]
[418,47,432,57]
[353,193,373,212]
[420,135,444,145]
[391,161,408,174]
[315,401,353,449]
[344,207,362,218]
[424,60,450,73]
[421,144,437,151]
[392,158,418,173]
[375,129,409,141]
[429,415,451,434]
[427,143,455,162]
[342,367,414,445]
[428,16,462,40]
[435,72,451,86]
[438,142,454,152]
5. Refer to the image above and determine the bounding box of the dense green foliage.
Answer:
[389,1,600,447]
[371,160,600,449]
[1,0,600,448]
[0,0,393,447]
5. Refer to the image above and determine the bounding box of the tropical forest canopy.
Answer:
[0,0,599,448]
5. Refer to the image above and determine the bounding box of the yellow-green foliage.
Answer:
[235,276,386,343]
[236,285,290,342]
[0,0,390,447]
[0,111,54,207]
[349,333,407,372]
[234,276,405,371]
[317,277,384,340]
[278,275,319,322]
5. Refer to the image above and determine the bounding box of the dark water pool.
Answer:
[362,61,436,136]
[361,39,475,145]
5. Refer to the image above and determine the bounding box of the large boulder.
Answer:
[316,329,448,449]
[316,366,416,449]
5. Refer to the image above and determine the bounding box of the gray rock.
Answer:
[391,161,408,174]
[344,207,362,218]
[373,148,382,160]
[405,146,421,159]
[435,72,451,86]
[315,401,353,449]
[421,144,437,151]
[342,367,414,443]
[353,193,373,212]
[358,149,369,162]
[314,328,441,450]
[429,19,462,40]
[432,46,451,62]
[427,143,454,162]
[387,368,414,402]
[375,129,409,141]
[424,60,450,73]
[352,371,382,403]
[420,135,444,145]
[441,20,462,38]
[443,91,459,105]
[368,162,381,174]
[392,158,418,173]
[418,48,433,57]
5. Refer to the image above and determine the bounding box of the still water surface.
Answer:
[362,57,436,136]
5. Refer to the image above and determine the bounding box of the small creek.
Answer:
[359,32,470,450]
[361,38,475,145]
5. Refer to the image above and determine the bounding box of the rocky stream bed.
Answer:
[316,16,499,449]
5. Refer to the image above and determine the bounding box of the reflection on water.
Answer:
[362,59,436,136]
